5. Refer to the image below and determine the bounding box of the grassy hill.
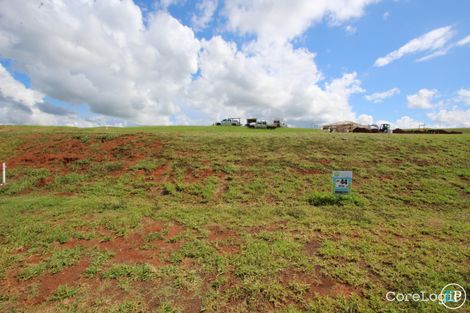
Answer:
[0,126,469,312]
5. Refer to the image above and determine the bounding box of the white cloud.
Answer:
[374,26,455,67]
[189,37,363,125]
[0,65,43,107]
[345,25,357,35]
[416,48,451,62]
[353,115,424,129]
[407,89,437,109]
[0,1,375,127]
[428,109,470,128]
[457,35,470,46]
[223,0,377,43]
[393,116,422,129]
[0,64,102,127]
[158,0,183,10]
[357,114,373,125]
[456,88,470,105]
[0,0,200,125]
[192,0,218,32]
[416,33,470,62]
[365,87,400,103]
[383,11,390,20]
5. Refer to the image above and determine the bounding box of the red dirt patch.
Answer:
[217,244,240,255]
[207,225,240,255]
[378,175,393,181]
[207,225,238,241]
[99,219,183,265]
[280,269,359,298]
[304,239,322,255]
[58,219,184,265]
[212,172,229,199]
[35,256,90,303]
[8,135,89,172]
[0,218,186,310]
[178,290,203,313]
[184,167,214,183]
[148,163,170,182]
[7,134,164,176]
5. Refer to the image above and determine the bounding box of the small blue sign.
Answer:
[332,171,352,194]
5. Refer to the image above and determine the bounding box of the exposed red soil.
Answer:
[1,218,185,308]
[378,174,393,181]
[64,219,184,265]
[178,290,203,313]
[319,159,331,165]
[7,134,164,176]
[207,225,240,255]
[9,136,90,173]
[280,269,359,298]
[148,163,170,182]
[35,257,90,303]
[304,239,322,255]
[165,224,185,240]
[24,254,43,265]
[184,167,214,183]
[207,225,238,241]
[217,244,240,255]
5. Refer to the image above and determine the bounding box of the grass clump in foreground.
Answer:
[306,192,363,206]
[50,284,78,301]
[0,125,469,312]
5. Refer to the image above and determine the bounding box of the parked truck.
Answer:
[248,120,277,129]
[215,118,241,126]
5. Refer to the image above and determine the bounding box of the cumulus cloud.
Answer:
[407,89,437,109]
[456,88,470,105]
[393,116,423,129]
[0,0,200,125]
[0,64,97,126]
[374,26,455,67]
[0,0,375,127]
[428,109,470,127]
[223,0,377,43]
[354,115,423,129]
[357,114,373,125]
[189,36,364,126]
[365,87,400,103]
[192,0,218,32]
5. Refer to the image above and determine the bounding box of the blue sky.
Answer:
[0,0,469,127]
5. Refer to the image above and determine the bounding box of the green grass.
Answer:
[50,284,79,301]
[0,125,469,312]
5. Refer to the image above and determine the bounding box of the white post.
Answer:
[2,162,5,185]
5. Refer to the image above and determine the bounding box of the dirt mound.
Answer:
[393,128,462,134]
[353,127,378,133]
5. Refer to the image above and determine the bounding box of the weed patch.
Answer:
[307,192,362,206]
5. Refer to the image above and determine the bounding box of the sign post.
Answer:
[332,171,352,194]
